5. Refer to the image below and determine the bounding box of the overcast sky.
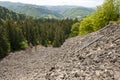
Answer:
[0,0,104,7]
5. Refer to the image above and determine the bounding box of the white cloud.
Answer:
[0,0,104,7]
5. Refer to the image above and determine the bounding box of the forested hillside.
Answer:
[71,0,120,36]
[0,6,78,59]
[0,1,94,19]
[61,7,94,19]
[0,0,120,59]
[0,6,27,20]
[47,6,95,19]
[0,2,63,19]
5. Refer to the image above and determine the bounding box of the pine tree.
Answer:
[0,26,10,59]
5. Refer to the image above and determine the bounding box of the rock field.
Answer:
[0,23,120,80]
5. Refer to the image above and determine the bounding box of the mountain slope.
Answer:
[0,23,119,80]
[0,6,27,21]
[61,7,94,19]
[47,6,95,19]
[0,1,94,19]
[0,1,63,19]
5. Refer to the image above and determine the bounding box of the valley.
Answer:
[0,1,94,19]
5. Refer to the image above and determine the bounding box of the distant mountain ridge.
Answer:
[0,1,95,19]
[0,1,63,19]
[0,6,27,21]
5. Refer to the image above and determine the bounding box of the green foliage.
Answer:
[20,18,75,47]
[0,6,77,59]
[0,6,27,21]
[70,22,80,37]
[113,0,120,18]
[19,40,28,49]
[79,16,94,35]
[79,0,119,35]
[117,18,120,23]
[53,27,65,47]
[0,26,10,59]
[5,20,28,51]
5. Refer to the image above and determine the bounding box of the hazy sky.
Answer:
[0,0,104,7]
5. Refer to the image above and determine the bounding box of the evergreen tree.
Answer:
[0,26,10,59]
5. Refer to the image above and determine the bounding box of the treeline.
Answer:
[0,18,77,59]
[71,0,120,36]
[0,6,78,59]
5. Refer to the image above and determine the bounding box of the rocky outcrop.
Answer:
[0,23,120,80]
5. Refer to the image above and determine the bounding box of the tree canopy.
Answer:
[78,0,120,35]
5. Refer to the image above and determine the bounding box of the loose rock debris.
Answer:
[0,23,120,80]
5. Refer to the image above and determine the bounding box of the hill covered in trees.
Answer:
[0,6,27,21]
[61,7,94,19]
[71,0,120,36]
[0,1,94,19]
[0,6,78,59]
